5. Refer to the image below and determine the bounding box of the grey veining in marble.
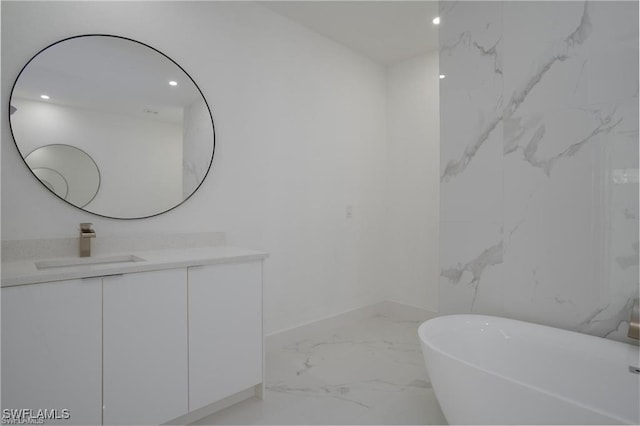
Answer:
[442,241,503,309]
[509,107,623,176]
[439,1,504,228]
[503,1,591,121]
[473,37,502,75]
[441,114,502,182]
[440,1,639,343]
[193,302,446,425]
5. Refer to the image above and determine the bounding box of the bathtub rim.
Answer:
[418,314,640,425]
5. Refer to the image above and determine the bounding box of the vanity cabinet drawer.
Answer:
[188,262,263,411]
[102,269,188,425]
[1,278,102,425]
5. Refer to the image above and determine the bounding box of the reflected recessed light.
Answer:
[169,81,178,86]
[439,74,446,79]
[40,94,50,100]
[432,17,441,25]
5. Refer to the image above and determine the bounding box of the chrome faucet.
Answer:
[79,223,96,257]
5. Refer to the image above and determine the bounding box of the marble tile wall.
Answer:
[439,1,639,343]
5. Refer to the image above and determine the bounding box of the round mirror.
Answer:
[9,34,215,219]
[26,144,100,207]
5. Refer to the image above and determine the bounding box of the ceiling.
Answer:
[261,1,440,65]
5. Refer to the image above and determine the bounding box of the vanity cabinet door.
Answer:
[103,269,188,425]
[1,278,102,425]
[188,261,263,411]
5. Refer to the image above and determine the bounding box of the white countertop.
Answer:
[1,246,268,287]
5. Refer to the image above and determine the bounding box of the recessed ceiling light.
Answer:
[169,81,178,86]
[439,74,446,79]
[40,94,50,100]
[432,17,441,25]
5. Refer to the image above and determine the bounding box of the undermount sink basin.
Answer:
[35,254,146,270]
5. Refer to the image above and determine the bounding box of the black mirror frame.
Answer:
[8,34,216,220]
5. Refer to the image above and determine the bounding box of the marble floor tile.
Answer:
[193,304,447,425]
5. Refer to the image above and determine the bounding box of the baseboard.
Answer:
[265,302,383,337]
[266,300,438,345]
[376,300,438,321]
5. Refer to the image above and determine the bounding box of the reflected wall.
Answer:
[11,98,184,218]
[439,1,639,343]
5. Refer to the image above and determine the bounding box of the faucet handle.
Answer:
[80,223,94,231]
[80,223,96,238]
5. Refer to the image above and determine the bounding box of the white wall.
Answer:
[11,98,183,218]
[385,52,440,313]
[1,1,390,334]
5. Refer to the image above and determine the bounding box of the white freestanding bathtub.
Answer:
[418,315,640,425]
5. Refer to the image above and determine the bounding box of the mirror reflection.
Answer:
[9,35,215,219]
[25,144,100,207]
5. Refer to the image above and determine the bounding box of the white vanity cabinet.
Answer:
[188,261,263,411]
[102,269,188,425]
[1,278,103,425]
[1,246,266,425]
